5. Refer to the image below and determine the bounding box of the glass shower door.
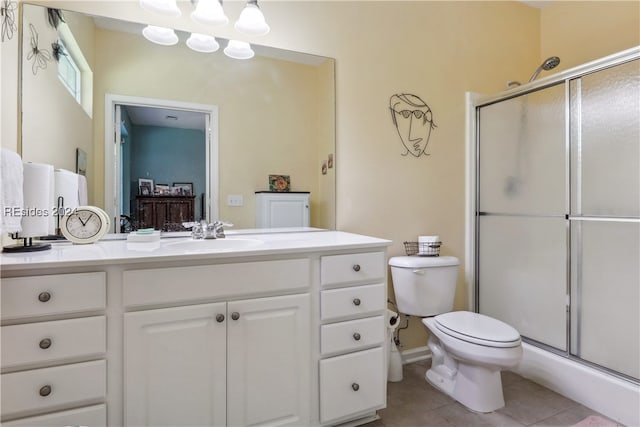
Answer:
[569,59,640,380]
[477,84,568,351]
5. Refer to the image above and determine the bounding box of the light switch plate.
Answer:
[227,195,243,206]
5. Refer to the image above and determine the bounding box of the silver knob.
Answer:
[231,312,240,321]
[353,333,361,341]
[216,314,225,323]
[38,292,51,302]
[352,264,361,272]
[39,385,52,397]
[353,298,361,306]
[39,338,52,349]
[351,383,360,391]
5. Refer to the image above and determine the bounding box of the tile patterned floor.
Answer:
[369,360,623,427]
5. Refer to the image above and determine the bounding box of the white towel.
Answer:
[0,148,24,234]
[78,174,88,205]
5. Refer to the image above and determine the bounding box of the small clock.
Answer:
[60,206,110,244]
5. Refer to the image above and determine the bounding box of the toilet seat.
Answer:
[434,311,521,348]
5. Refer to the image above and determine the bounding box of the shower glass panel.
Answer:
[479,216,567,350]
[478,85,566,215]
[570,60,640,217]
[570,220,640,379]
[477,83,567,350]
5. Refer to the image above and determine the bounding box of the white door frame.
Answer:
[104,94,219,232]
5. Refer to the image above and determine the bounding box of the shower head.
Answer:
[528,56,561,82]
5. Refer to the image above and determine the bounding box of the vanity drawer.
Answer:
[321,283,386,320]
[1,360,106,419]
[123,258,309,307]
[321,315,385,356]
[1,404,106,427]
[319,347,385,423]
[1,316,106,370]
[321,252,385,287]
[1,273,106,322]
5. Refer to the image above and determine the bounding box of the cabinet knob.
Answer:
[39,385,52,397]
[39,338,52,349]
[352,264,361,272]
[38,292,51,303]
[216,314,225,323]
[353,332,361,341]
[231,312,240,321]
[351,383,360,391]
[352,298,361,306]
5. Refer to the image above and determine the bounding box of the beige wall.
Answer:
[2,0,638,349]
[20,4,94,181]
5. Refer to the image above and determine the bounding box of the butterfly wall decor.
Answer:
[1,0,17,42]
[27,23,51,75]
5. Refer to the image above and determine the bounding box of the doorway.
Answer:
[104,94,219,232]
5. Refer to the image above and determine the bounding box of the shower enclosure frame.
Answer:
[465,46,639,425]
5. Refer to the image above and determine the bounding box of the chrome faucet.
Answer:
[191,220,228,239]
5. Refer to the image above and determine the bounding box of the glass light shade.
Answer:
[191,0,228,26]
[186,33,220,53]
[139,0,181,17]
[142,25,179,46]
[223,40,254,60]
[234,3,270,36]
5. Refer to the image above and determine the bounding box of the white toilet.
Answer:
[389,256,522,413]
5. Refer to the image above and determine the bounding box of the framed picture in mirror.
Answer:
[173,182,193,196]
[155,184,170,195]
[139,178,154,196]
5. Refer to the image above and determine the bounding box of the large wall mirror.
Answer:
[20,2,335,233]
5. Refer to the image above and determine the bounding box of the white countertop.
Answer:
[1,230,392,271]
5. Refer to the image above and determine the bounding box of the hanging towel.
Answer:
[78,174,88,205]
[0,148,24,234]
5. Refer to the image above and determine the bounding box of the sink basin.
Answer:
[163,238,263,253]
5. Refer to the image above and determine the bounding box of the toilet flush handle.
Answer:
[412,269,426,275]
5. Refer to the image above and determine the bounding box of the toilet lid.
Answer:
[434,311,521,348]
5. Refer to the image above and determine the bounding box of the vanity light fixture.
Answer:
[142,25,179,46]
[234,0,270,36]
[186,33,220,53]
[139,0,181,17]
[191,0,228,26]
[223,40,254,59]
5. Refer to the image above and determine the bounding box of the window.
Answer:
[57,39,82,103]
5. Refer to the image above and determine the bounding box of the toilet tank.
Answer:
[389,256,459,317]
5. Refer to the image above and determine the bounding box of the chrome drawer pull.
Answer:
[39,338,52,349]
[351,383,360,391]
[216,314,225,323]
[353,332,361,341]
[352,264,361,272]
[39,385,52,397]
[231,312,240,321]
[352,298,361,306]
[38,291,51,303]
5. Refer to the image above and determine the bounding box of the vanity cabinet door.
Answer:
[227,294,310,427]
[124,303,227,427]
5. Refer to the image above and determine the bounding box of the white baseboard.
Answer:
[400,346,431,364]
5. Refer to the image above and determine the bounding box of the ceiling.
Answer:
[123,105,206,131]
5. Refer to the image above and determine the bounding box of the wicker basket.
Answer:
[403,241,441,257]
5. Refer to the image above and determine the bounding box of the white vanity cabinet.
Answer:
[318,252,387,425]
[123,261,311,427]
[0,272,107,426]
[0,230,391,427]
